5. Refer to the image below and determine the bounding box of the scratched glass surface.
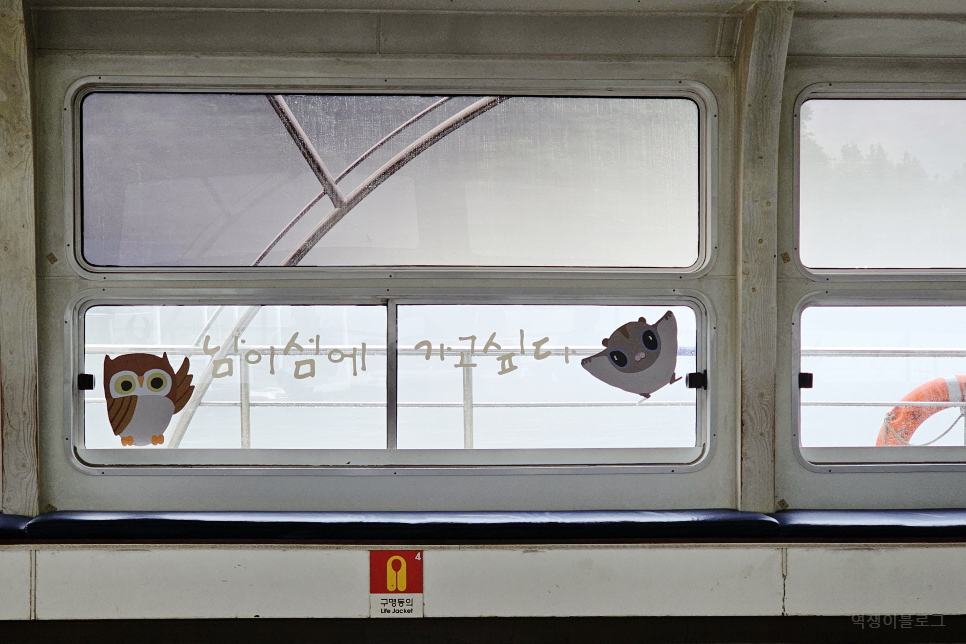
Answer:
[81,93,699,268]
[800,100,966,269]
[800,306,966,448]
[84,305,387,449]
[397,305,697,449]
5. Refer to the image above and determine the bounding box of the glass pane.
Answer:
[800,99,966,269]
[397,305,698,449]
[801,306,966,449]
[81,93,699,268]
[84,305,386,450]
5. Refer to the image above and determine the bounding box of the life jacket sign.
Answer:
[370,550,423,618]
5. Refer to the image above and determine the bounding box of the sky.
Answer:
[803,99,966,178]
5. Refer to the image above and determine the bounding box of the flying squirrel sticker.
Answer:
[581,310,681,398]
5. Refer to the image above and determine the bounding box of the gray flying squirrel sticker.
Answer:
[581,310,681,398]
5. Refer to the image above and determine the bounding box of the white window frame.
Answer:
[793,292,966,472]
[34,54,735,511]
[70,292,712,471]
[68,82,717,472]
[777,71,966,508]
[66,78,719,281]
[792,83,966,282]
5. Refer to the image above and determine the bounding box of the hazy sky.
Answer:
[803,99,966,178]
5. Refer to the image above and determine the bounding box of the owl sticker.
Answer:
[103,353,195,446]
[581,311,680,398]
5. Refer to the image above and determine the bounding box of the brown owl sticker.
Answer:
[103,353,194,446]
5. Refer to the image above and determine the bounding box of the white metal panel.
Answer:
[0,550,31,620]
[785,545,966,616]
[24,0,745,11]
[34,548,368,619]
[30,8,731,58]
[32,9,381,54]
[24,0,966,15]
[379,13,727,57]
[424,546,784,617]
[790,16,966,58]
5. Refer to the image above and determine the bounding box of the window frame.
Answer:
[792,291,966,473]
[66,77,720,281]
[65,78,719,474]
[70,291,713,473]
[777,71,966,509]
[791,83,966,471]
[793,82,966,282]
[35,55,735,511]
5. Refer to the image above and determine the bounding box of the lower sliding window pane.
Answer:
[84,304,387,450]
[801,306,966,454]
[396,305,698,449]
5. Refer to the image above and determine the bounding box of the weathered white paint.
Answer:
[30,8,738,58]
[0,543,964,619]
[0,0,40,517]
[424,546,785,617]
[0,549,31,620]
[12,543,966,619]
[34,547,369,620]
[20,0,966,16]
[790,15,966,58]
[734,1,793,513]
[785,545,966,616]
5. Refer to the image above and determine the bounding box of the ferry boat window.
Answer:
[798,98,966,270]
[80,93,700,270]
[792,90,966,472]
[797,304,966,466]
[78,302,702,467]
[70,89,713,472]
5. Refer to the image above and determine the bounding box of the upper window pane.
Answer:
[799,99,966,269]
[80,92,699,268]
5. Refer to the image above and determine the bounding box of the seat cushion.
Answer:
[0,514,30,539]
[26,509,779,541]
[774,509,966,538]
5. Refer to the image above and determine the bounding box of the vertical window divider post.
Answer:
[239,358,251,449]
[387,299,398,450]
[462,363,474,450]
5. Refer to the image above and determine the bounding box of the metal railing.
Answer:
[801,346,966,446]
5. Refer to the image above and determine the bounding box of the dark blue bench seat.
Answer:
[23,509,778,541]
[774,509,966,539]
[8,509,966,542]
[0,513,29,540]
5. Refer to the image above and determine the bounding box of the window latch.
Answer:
[798,372,814,389]
[685,371,707,390]
[78,374,95,391]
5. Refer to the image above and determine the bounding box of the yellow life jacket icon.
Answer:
[386,555,407,592]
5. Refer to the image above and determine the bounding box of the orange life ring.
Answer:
[876,375,966,446]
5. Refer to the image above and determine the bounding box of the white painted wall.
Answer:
[0,544,962,619]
